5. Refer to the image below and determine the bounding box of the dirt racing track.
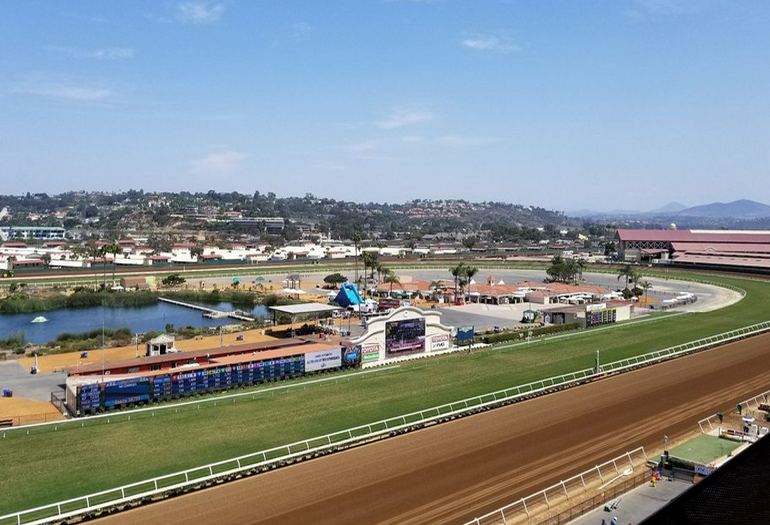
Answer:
[95,332,770,525]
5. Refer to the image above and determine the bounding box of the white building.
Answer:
[346,306,454,366]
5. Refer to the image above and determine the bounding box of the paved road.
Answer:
[0,362,64,401]
[96,332,770,525]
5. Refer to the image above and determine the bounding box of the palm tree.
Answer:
[449,263,466,303]
[107,243,121,286]
[352,232,361,286]
[361,251,379,297]
[428,280,444,301]
[86,241,101,289]
[464,265,479,301]
[616,264,635,289]
[382,270,400,296]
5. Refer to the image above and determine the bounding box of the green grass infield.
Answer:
[0,270,767,515]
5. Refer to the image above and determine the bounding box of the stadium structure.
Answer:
[616,228,770,271]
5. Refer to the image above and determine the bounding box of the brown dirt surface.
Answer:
[0,397,63,423]
[94,332,770,525]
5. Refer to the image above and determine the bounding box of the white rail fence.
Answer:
[466,447,649,525]
[698,387,770,434]
[3,320,770,524]
[698,414,724,434]
[0,366,611,525]
[7,318,770,439]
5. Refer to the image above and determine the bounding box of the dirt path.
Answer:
[94,333,770,525]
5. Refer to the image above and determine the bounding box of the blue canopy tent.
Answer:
[334,283,364,307]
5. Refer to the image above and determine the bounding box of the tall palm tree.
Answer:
[464,265,479,300]
[616,264,635,289]
[449,263,466,303]
[86,241,101,290]
[107,243,121,286]
[352,232,361,282]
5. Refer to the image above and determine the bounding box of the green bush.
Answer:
[482,323,579,344]
[0,332,26,349]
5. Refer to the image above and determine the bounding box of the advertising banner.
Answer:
[304,348,342,372]
[361,344,381,363]
[430,334,450,351]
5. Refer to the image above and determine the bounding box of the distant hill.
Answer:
[676,199,770,219]
[649,202,688,214]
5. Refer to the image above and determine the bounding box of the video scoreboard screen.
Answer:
[103,378,151,408]
[385,318,426,355]
[77,354,315,412]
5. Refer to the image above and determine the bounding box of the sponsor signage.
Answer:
[378,298,401,310]
[361,344,381,363]
[694,464,715,476]
[430,334,450,351]
[456,326,475,342]
[304,348,342,372]
[586,303,607,312]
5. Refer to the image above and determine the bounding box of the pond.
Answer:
[0,302,270,345]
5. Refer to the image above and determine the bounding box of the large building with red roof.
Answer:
[616,229,770,271]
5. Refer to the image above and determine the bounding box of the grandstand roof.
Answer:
[67,338,310,375]
[617,229,770,243]
[671,241,770,254]
[672,253,770,269]
[68,342,341,384]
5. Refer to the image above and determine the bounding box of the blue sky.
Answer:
[1,0,769,211]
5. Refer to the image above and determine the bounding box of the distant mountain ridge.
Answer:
[568,199,770,221]
[650,202,688,214]
[675,199,770,219]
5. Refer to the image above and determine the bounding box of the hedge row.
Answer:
[481,323,580,344]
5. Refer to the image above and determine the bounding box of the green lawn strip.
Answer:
[669,434,742,465]
[0,272,766,516]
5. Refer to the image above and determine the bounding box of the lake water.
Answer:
[0,302,270,345]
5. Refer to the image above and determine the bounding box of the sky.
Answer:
[1,0,770,211]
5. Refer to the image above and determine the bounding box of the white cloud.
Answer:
[292,22,312,41]
[190,150,246,174]
[376,109,434,129]
[346,140,380,153]
[177,2,225,24]
[19,84,111,101]
[434,135,502,146]
[632,0,697,15]
[48,46,135,60]
[460,33,519,53]
[402,135,423,143]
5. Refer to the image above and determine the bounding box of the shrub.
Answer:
[482,323,579,344]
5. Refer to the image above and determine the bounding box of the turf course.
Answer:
[669,434,742,465]
[0,270,768,516]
